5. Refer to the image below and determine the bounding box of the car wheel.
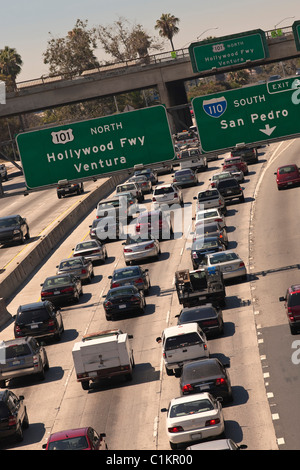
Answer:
[170,442,178,450]
[81,380,90,390]
[166,367,174,376]
[290,324,298,335]
[22,409,29,429]
[38,367,45,381]
[44,353,50,371]
[57,193,62,199]
[15,421,24,442]
[105,314,112,321]
[239,195,245,203]
[25,229,30,240]
[0,380,5,388]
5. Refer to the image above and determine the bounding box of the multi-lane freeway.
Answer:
[0,138,299,450]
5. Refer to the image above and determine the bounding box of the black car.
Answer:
[14,301,64,342]
[108,266,151,294]
[103,286,146,321]
[40,274,82,305]
[57,180,84,199]
[192,221,229,248]
[176,304,224,337]
[189,237,225,269]
[180,358,233,402]
[0,215,30,245]
[231,146,258,164]
[215,178,245,203]
[0,390,29,443]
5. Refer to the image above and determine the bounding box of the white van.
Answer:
[156,323,209,377]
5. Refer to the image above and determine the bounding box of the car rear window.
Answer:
[288,293,300,307]
[108,287,137,297]
[17,307,50,323]
[180,307,216,323]
[197,190,219,200]
[4,344,32,359]
[210,252,238,264]
[165,332,203,350]
[76,242,97,250]
[114,268,140,279]
[154,187,174,195]
[183,361,221,380]
[0,217,19,228]
[170,399,213,418]
[217,179,239,188]
[278,166,297,174]
[117,184,135,192]
[48,436,89,450]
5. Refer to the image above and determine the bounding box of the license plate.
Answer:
[31,324,39,329]
[119,304,126,309]
[12,360,21,365]
[227,190,232,194]
[54,290,60,295]
[225,266,232,271]
[287,182,292,185]
[198,384,210,391]
[191,433,202,440]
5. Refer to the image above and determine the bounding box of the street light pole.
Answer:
[274,16,295,29]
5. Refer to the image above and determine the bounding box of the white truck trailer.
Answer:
[72,329,135,390]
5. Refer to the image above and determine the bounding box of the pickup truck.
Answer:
[72,329,135,390]
[174,267,226,308]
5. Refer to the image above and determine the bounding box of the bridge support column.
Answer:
[157,80,192,133]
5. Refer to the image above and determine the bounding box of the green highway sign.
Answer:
[16,106,175,190]
[192,76,300,153]
[293,20,300,51]
[189,29,269,73]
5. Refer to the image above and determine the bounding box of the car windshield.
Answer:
[75,242,98,250]
[107,287,136,298]
[154,187,174,195]
[209,252,238,264]
[278,166,297,175]
[44,276,71,287]
[2,343,32,359]
[113,268,140,279]
[288,293,300,307]
[0,217,19,228]
[197,190,219,200]
[165,332,203,351]
[48,436,89,450]
[170,399,214,418]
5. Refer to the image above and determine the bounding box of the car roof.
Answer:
[19,302,47,310]
[48,427,90,441]
[1,337,31,346]
[163,323,199,338]
[0,214,20,220]
[290,285,300,293]
[155,183,173,188]
[114,266,140,273]
[186,439,235,450]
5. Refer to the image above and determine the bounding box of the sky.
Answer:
[1,0,299,82]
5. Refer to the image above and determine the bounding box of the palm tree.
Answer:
[155,14,180,51]
[0,46,23,88]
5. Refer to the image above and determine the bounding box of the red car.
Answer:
[275,164,300,190]
[279,285,300,334]
[222,157,248,175]
[42,427,107,450]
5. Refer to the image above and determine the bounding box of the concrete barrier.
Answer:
[0,298,12,327]
[0,173,126,308]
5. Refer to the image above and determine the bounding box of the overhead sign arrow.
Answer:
[259,124,276,136]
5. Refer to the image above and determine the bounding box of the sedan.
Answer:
[89,217,123,242]
[40,274,82,305]
[103,286,146,321]
[161,392,225,449]
[194,208,226,229]
[274,164,300,190]
[56,256,94,283]
[191,222,228,247]
[201,250,247,281]
[180,358,233,403]
[122,236,160,265]
[73,240,107,264]
[0,215,30,245]
[176,304,224,338]
[42,427,107,450]
[108,266,151,294]
[172,169,198,187]
[128,175,152,194]
[188,237,225,269]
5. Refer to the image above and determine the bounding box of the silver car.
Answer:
[0,337,49,387]
[152,183,183,208]
[128,175,152,194]
[108,265,151,294]
[201,250,247,281]
[73,240,107,264]
[122,235,160,265]
[56,256,94,283]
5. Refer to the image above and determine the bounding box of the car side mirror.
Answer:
[279,296,286,302]
[156,337,162,343]
[108,275,112,279]
[161,408,168,413]
[128,334,133,339]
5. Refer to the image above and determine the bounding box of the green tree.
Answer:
[43,19,99,76]
[0,46,23,90]
[154,13,180,51]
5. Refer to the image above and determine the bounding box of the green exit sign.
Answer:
[189,29,269,73]
[16,106,174,190]
[192,77,300,153]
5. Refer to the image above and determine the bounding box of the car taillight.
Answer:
[205,418,220,426]
[168,426,184,433]
[215,378,226,386]
[174,193,178,198]
[152,197,156,202]
[41,291,53,297]
[173,178,177,182]
[239,261,245,267]
[192,252,198,259]
[73,253,80,257]
[145,243,154,250]
[130,295,140,302]
[61,287,74,293]
[33,355,39,367]
[216,218,223,223]
[82,269,87,274]
[124,248,133,253]
[134,278,144,284]
[105,301,112,307]
[8,415,17,426]
[48,320,55,326]
[204,343,208,350]
[111,282,120,288]
[136,224,141,232]
[182,384,194,392]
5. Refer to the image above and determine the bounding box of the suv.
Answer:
[13,301,64,342]
[152,183,183,208]
[231,146,258,164]
[279,285,300,334]
[215,178,245,203]
[0,215,30,245]
[0,390,29,442]
[57,180,84,199]
[0,337,49,387]
[0,164,8,181]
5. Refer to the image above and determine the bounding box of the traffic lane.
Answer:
[0,178,112,269]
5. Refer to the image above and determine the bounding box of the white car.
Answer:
[201,250,247,281]
[194,208,226,229]
[152,183,183,208]
[161,392,225,449]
